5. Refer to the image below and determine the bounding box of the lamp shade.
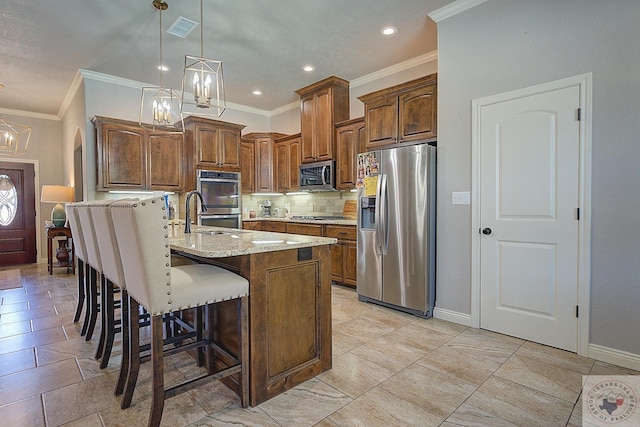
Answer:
[41,185,74,227]
[41,185,74,203]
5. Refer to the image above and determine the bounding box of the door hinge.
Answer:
[576,305,579,318]
[577,108,581,121]
[576,208,580,220]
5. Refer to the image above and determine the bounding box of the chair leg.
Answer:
[85,267,99,341]
[73,259,85,323]
[239,295,249,408]
[196,306,205,366]
[100,279,116,369]
[95,274,108,359]
[149,314,165,427]
[80,264,93,336]
[121,298,140,409]
[115,290,129,396]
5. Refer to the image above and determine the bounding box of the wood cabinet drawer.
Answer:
[324,225,356,241]
[286,223,323,237]
[262,221,287,233]
[242,221,262,231]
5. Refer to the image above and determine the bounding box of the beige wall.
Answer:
[436,0,640,355]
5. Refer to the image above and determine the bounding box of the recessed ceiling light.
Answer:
[0,83,4,89]
[381,26,397,36]
[303,65,314,72]
[252,90,262,95]
[158,65,169,71]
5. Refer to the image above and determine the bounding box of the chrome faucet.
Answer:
[185,190,207,233]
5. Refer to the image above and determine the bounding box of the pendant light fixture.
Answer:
[139,0,183,132]
[180,0,226,118]
[0,116,31,156]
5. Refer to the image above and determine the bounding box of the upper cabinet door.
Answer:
[195,124,222,167]
[314,88,333,161]
[399,83,437,143]
[102,125,146,188]
[148,132,184,191]
[365,97,398,149]
[300,96,316,163]
[219,128,242,169]
[335,118,364,190]
[241,140,256,193]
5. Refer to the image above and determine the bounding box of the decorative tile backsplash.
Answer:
[242,191,357,217]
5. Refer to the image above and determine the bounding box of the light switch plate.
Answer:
[452,191,470,205]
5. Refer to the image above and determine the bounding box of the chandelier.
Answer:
[0,116,31,156]
[180,0,226,118]
[139,0,183,132]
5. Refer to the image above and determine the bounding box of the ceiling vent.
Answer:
[167,16,198,38]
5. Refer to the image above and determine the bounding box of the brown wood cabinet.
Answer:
[242,221,261,231]
[242,133,288,193]
[358,74,437,150]
[261,221,286,233]
[182,116,246,190]
[93,116,185,192]
[240,140,256,193]
[324,225,357,288]
[295,76,350,163]
[286,222,323,237]
[273,134,301,192]
[335,117,365,190]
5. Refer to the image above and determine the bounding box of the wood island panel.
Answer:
[181,245,332,407]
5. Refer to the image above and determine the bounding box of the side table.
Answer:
[46,226,75,275]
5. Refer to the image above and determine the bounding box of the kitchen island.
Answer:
[169,225,336,406]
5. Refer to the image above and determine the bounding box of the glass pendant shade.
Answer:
[0,117,31,156]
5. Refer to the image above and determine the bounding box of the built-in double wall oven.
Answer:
[196,170,242,229]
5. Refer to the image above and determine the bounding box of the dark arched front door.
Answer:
[0,161,36,266]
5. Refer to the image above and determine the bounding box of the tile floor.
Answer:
[0,265,637,426]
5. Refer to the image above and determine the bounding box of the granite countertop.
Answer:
[169,225,337,258]
[243,217,357,226]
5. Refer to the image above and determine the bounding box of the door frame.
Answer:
[470,73,592,356]
[0,157,42,264]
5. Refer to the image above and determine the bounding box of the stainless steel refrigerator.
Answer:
[356,144,436,317]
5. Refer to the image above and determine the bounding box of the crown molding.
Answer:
[0,107,59,121]
[428,0,487,23]
[350,50,438,88]
[78,69,272,117]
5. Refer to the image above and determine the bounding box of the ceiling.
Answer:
[0,0,452,117]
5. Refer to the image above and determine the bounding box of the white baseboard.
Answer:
[433,307,472,327]
[588,343,640,372]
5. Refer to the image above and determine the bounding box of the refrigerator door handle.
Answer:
[379,174,389,255]
[374,173,383,255]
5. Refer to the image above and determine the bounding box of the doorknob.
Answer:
[481,227,492,235]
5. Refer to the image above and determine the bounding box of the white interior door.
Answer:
[479,85,580,352]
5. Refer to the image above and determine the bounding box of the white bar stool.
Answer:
[110,197,249,427]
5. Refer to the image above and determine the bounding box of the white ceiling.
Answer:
[0,0,453,117]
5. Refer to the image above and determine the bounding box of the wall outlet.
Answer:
[452,191,470,205]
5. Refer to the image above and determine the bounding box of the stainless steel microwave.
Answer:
[299,160,335,191]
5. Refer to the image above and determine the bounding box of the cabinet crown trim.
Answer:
[357,73,437,103]
[295,76,350,96]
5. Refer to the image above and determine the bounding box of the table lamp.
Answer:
[41,185,74,227]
